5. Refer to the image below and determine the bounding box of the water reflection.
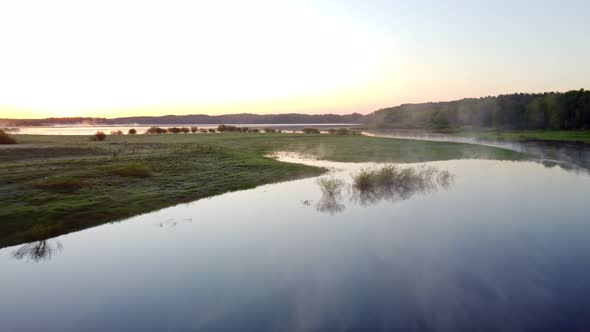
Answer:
[315,177,347,215]
[11,240,63,262]
[1,159,590,331]
[314,165,455,214]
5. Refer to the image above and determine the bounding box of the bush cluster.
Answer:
[0,129,16,144]
[91,131,107,141]
[302,128,320,134]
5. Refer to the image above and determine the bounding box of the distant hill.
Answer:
[6,89,589,130]
[110,113,366,125]
[367,89,590,130]
[1,112,366,127]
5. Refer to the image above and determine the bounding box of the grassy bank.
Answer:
[450,130,590,145]
[0,133,526,248]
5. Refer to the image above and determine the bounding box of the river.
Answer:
[1,149,589,331]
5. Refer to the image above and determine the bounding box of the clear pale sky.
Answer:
[1,0,589,118]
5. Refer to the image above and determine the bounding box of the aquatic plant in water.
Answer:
[316,176,344,197]
[351,164,454,205]
[312,164,455,214]
[315,176,346,215]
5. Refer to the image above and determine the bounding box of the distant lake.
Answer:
[10,124,360,135]
[1,152,590,331]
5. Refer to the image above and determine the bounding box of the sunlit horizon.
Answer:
[1,0,589,119]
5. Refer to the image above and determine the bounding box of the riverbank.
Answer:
[444,129,590,145]
[0,133,525,248]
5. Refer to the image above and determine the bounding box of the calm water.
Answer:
[1,155,590,331]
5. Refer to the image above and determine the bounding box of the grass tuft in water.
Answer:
[316,176,345,197]
[352,164,454,204]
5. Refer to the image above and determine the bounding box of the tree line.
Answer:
[371,89,590,130]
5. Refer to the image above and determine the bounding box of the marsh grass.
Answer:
[316,176,344,196]
[351,164,454,205]
[36,176,84,193]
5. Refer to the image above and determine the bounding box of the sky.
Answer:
[0,0,589,119]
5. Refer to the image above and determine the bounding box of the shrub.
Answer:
[128,128,137,135]
[111,162,152,178]
[263,128,277,133]
[217,125,243,132]
[328,128,354,135]
[110,130,123,135]
[0,129,16,144]
[190,126,198,133]
[208,129,216,133]
[181,127,190,133]
[302,128,320,134]
[91,131,107,141]
[145,126,167,134]
[167,127,182,134]
[199,128,208,133]
[250,128,260,133]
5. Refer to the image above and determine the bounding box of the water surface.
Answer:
[1,156,589,332]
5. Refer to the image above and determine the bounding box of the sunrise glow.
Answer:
[1,0,589,118]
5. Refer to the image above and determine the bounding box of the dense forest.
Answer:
[369,89,590,130]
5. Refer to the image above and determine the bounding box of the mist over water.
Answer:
[364,129,590,171]
[1,155,589,332]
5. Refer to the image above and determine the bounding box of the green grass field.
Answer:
[0,133,526,248]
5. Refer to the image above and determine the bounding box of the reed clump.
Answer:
[352,164,454,203]
[316,176,344,197]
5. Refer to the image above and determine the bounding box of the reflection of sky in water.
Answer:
[1,158,590,331]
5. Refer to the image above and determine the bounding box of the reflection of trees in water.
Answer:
[12,240,63,262]
[313,165,455,214]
